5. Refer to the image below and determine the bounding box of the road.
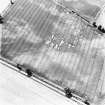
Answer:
[0,61,79,105]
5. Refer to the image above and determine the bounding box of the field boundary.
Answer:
[0,57,86,105]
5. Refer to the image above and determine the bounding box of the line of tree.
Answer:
[93,22,105,33]
[0,15,4,24]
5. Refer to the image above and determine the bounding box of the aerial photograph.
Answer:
[0,0,105,105]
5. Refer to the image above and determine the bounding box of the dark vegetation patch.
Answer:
[1,36,45,60]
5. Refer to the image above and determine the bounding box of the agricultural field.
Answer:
[55,0,103,21]
[1,0,105,104]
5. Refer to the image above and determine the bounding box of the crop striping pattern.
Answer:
[0,0,105,104]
